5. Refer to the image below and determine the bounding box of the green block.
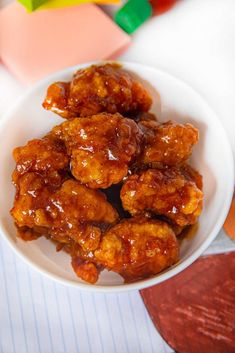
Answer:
[18,0,48,11]
[115,0,152,34]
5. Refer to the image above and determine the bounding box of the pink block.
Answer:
[0,2,130,85]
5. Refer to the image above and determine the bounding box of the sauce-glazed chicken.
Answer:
[50,112,142,188]
[137,120,199,167]
[43,63,152,119]
[121,167,203,227]
[11,63,203,284]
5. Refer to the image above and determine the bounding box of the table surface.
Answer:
[1,1,235,352]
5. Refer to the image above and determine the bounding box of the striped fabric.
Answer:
[0,237,173,353]
[1,229,234,353]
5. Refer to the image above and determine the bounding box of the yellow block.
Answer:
[39,0,120,9]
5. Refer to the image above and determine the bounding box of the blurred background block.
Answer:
[18,0,47,11]
[0,2,130,84]
[39,0,120,11]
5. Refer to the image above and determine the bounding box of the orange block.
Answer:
[0,2,130,85]
[223,190,235,240]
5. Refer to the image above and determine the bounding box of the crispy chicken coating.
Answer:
[12,136,69,187]
[93,217,179,282]
[11,175,119,247]
[47,179,119,247]
[71,259,100,284]
[138,120,199,167]
[42,63,152,119]
[180,163,203,190]
[51,113,142,188]
[121,167,203,227]
[11,136,70,238]
[11,172,53,232]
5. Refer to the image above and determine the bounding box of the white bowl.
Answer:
[0,62,234,292]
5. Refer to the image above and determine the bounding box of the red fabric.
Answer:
[141,253,235,353]
[150,0,178,15]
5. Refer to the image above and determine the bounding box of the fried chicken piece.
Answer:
[121,167,203,227]
[47,179,119,248]
[11,176,119,248]
[11,135,70,239]
[93,217,179,282]
[11,172,53,232]
[51,113,142,188]
[138,120,199,167]
[42,63,152,119]
[43,82,70,119]
[71,258,100,284]
[12,136,69,186]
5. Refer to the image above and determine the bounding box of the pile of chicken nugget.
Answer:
[11,63,203,284]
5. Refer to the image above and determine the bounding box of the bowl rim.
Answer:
[0,60,234,292]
